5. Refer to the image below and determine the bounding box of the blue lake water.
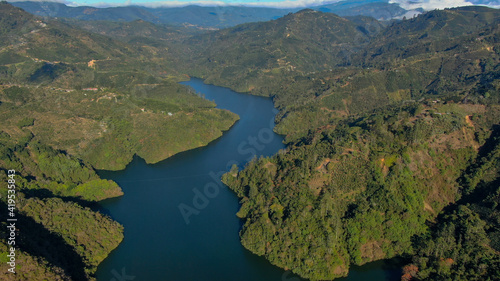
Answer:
[95,78,402,281]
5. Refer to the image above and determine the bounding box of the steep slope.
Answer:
[356,6,500,67]
[10,0,412,28]
[2,2,499,280]
[9,1,160,23]
[0,2,238,170]
[273,7,500,139]
[181,9,380,92]
[316,1,409,20]
[217,6,500,281]
[0,3,238,279]
[176,7,500,141]
[223,102,500,280]
[0,3,133,64]
[406,129,500,280]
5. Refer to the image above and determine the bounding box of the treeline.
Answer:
[0,2,239,171]
[405,130,500,280]
[179,7,500,143]
[1,2,500,280]
[223,102,500,280]
[0,129,124,279]
[209,8,500,280]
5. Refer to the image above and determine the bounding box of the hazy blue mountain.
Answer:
[142,5,295,27]
[9,1,161,22]
[464,0,500,5]
[9,0,411,27]
[9,0,499,28]
[315,0,408,20]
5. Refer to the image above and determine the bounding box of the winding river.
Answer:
[95,78,401,281]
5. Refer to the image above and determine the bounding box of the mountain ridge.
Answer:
[9,0,411,27]
[1,2,499,280]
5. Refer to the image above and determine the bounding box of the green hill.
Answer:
[10,0,411,28]
[176,7,499,141]
[0,4,132,64]
[223,101,500,280]
[0,2,238,170]
[180,9,381,92]
[209,7,500,281]
[0,3,237,279]
[1,2,499,280]
[9,1,161,23]
[356,6,500,67]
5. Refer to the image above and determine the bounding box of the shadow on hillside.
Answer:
[0,200,89,280]
[21,188,99,209]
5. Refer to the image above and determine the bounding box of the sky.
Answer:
[8,0,500,9]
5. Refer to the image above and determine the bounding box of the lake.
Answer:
[95,78,402,281]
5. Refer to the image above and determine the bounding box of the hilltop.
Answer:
[0,2,238,170]
[179,9,384,92]
[0,2,499,280]
[213,7,500,281]
[10,0,411,28]
[0,3,237,279]
[174,7,500,140]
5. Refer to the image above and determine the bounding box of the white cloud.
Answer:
[389,0,475,10]
[393,10,422,19]
[478,1,500,8]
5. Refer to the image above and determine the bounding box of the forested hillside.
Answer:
[10,0,410,28]
[212,6,500,281]
[223,102,500,280]
[180,7,500,141]
[0,2,238,170]
[0,2,499,280]
[179,9,383,93]
[0,2,237,279]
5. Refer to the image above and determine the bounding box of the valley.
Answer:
[0,1,499,280]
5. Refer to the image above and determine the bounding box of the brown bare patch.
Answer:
[308,175,327,196]
[430,126,477,151]
[465,115,474,127]
[83,8,98,15]
[263,161,277,177]
[379,158,389,176]
[316,158,332,171]
[424,201,435,214]
[88,60,96,68]
[360,241,385,261]
[333,264,349,276]
[341,81,350,88]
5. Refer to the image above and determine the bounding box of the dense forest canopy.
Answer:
[0,1,499,280]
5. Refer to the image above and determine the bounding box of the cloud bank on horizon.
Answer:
[7,0,500,9]
[390,0,499,10]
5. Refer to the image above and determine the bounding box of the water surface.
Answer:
[95,78,401,281]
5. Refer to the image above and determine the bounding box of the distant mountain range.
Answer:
[9,0,413,27]
[1,1,499,280]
